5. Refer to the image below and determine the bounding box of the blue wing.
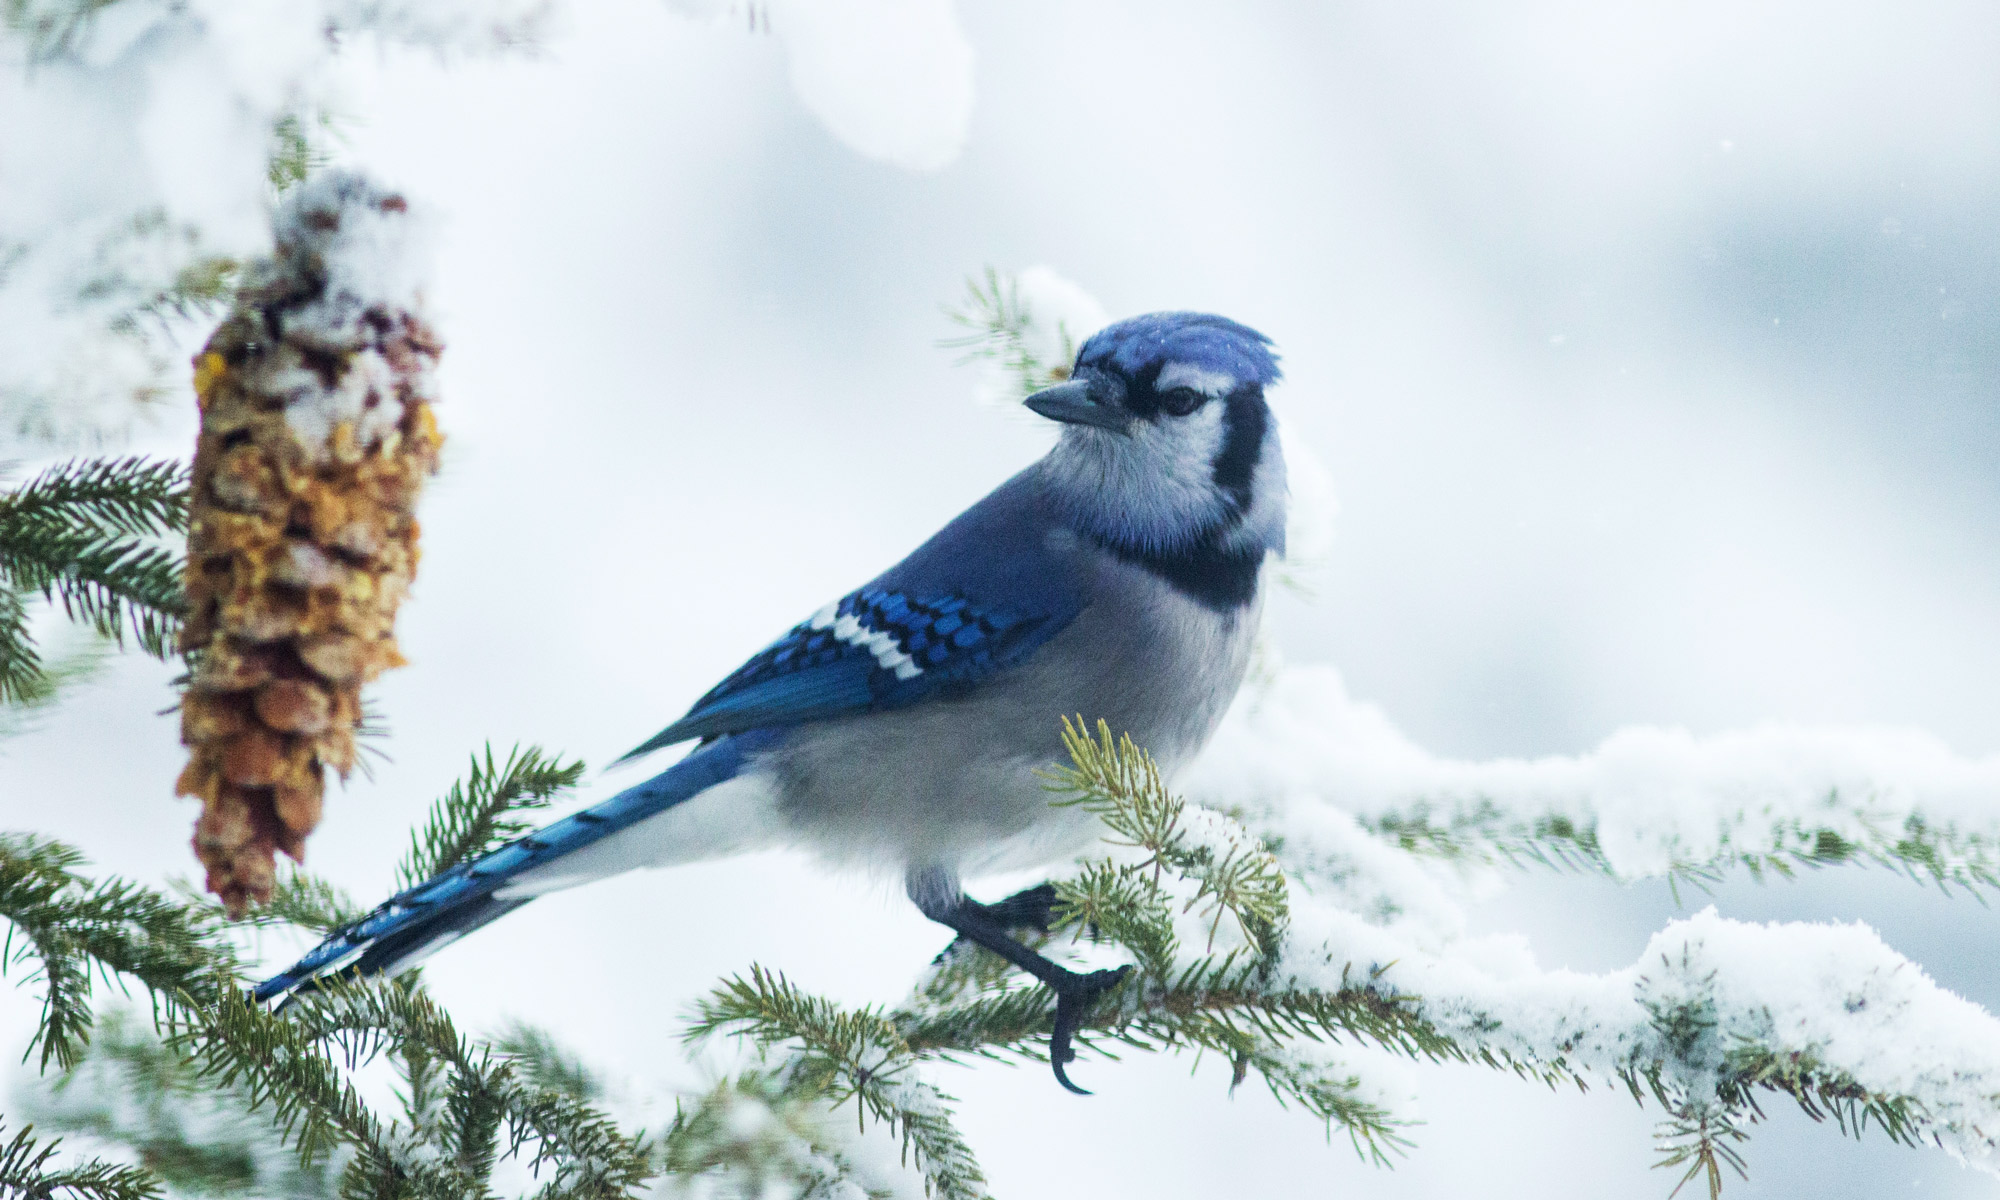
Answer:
[615,585,1076,763]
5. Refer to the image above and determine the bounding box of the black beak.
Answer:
[1023,378,1128,432]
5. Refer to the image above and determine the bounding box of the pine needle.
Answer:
[395,746,585,889]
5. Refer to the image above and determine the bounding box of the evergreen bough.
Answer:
[0,457,188,705]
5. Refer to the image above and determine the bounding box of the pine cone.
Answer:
[177,174,442,915]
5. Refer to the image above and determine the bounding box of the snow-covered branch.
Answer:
[1193,666,2000,896]
[690,721,2000,1197]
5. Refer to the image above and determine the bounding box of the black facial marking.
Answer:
[1096,534,1263,611]
[1210,385,1268,512]
[1114,360,1169,419]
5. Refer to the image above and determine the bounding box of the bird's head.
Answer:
[1028,311,1287,561]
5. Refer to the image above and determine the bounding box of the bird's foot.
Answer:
[983,882,1058,933]
[932,883,1061,965]
[1047,964,1132,1095]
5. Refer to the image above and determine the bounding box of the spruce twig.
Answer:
[939,267,1077,402]
[0,834,235,1071]
[1370,798,2000,898]
[0,1120,161,1200]
[0,456,188,702]
[396,746,586,889]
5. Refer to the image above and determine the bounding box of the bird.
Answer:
[256,310,1290,1093]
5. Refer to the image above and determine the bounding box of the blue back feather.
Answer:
[616,469,1086,763]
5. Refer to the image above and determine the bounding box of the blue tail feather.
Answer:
[253,731,768,1004]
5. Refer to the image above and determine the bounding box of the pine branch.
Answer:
[659,1070,886,1200]
[0,1121,160,1200]
[0,639,107,739]
[175,867,362,936]
[145,255,238,326]
[18,1010,343,1199]
[1369,799,2000,898]
[0,582,44,709]
[494,1022,602,1103]
[0,834,236,1071]
[0,457,189,668]
[938,267,1074,402]
[1047,718,1289,959]
[261,981,654,1197]
[1,0,123,62]
[692,722,1995,1196]
[1246,1048,1416,1168]
[688,968,987,1199]
[0,530,182,658]
[170,991,483,1200]
[254,872,366,936]
[396,746,586,889]
[0,458,188,539]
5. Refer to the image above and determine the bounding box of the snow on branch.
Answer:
[1190,665,2000,895]
[694,722,2000,1197]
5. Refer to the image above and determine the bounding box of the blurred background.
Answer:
[6,0,2000,1194]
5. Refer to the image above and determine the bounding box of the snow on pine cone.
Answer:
[177,173,442,914]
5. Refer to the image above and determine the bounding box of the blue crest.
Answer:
[1074,312,1282,388]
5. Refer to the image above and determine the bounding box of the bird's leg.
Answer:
[911,876,1128,1095]
[976,882,1059,933]
[928,883,1057,963]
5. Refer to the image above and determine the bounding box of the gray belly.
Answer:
[763,554,1260,877]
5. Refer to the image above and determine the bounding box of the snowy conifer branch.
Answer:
[16,1010,344,1198]
[690,721,2000,1196]
[0,834,236,1072]
[494,1021,603,1103]
[660,1068,895,1199]
[226,870,364,935]
[689,966,988,1200]
[1194,668,2000,900]
[0,1120,160,1200]
[0,456,190,702]
[168,977,656,1200]
[0,458,189,542]
[1195,696,2000,1196]
[939,267,1110,411]
[1367,797,2000,898]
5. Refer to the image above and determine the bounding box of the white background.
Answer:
[7,1,2000,1195]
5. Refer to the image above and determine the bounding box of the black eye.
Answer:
[1158,387,1207,417]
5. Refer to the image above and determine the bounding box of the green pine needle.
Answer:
[396,745,586,889]
[0,456,189,699]
[939,266,1078,402]
[493,1022,602,1103]
[0,834,236,1071]
[0,1120,162,1200]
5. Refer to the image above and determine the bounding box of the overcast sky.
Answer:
[8,1,2000,1195]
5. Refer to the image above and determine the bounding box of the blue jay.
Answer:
[257,311,1289,1092]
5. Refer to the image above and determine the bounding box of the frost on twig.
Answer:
[1192,666,2000,898]
[176,172,443,914]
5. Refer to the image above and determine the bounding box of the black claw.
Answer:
[1048,965,1131,1095]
